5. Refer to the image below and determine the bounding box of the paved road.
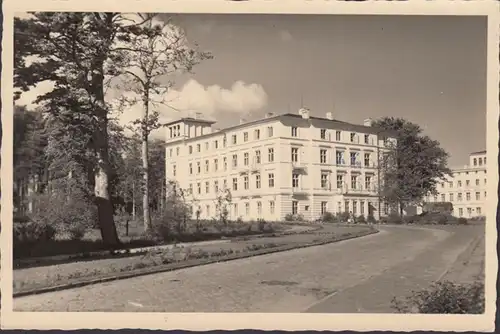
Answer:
[14,224,484,313]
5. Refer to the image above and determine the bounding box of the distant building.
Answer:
[425,151,487,218]
[164,109,397,222]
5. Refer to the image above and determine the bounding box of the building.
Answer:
[425,151,487,218]
[164,108,397,222]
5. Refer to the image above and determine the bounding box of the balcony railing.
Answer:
[291,161,307,170]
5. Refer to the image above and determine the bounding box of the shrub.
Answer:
[321,212,337,223]
[367,214,377,224]
[426,213,454,225]
[336,212,350,223]
[356,215,366,224]
[13,221,57,245]
[387,212,403,224]
[257,218,267,232]
[391,280,484,314]
[284,213,304,222]
[457,217,468,225]
[403,215,420,225]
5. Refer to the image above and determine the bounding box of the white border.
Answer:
[1,0,499,331]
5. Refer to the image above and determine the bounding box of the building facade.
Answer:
[164,109,397,222]
[425,151,488,218]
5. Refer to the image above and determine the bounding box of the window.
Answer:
[214,181,219,193]
[176,147,180,156]
[232,154,238,168]
[268,173,275,187]
[197,144,201,152]
[205,142,209,150]
[257,201,262,216]
[449,182,453,188]
[459,208,463,217]
[466,180,470,186]
[484,178,487,185]
[476,179,480,186]
[351,175,357,189]
[173,165,177,177]
[485,191,487,198]
[478,158,483,166]
[243,132,249,142]
[233,203,238,217]
[245,202,250,215]
[476,192,480,200]
[345,200,349,213]
[466,192,471,201]
[197,162,201,174]
[256,174,261,189]
[223,157,227,171]
[244,176,249,190]
[267,126,274,137]
[365,176,371,190]
[205,160,209,172]
[255,150,261,164]
[450,193,454,202]
[350,152,357,166]
[189,183,193,194]
[214,159,218,171]
[338,202,342,213]
[441,183,445,188]
[364,153,370,167]
[364,134,369,144]
[320,149,327,163]
[206,205,210,217]
[291,127,298,137]
[321,173,328,189]
[458,181,462,187]
[320,129,327,140]
[434,196,438,202]
[352,201,357,215]
[292,173,299,188]
[169,148,173,157]
[337,175,344,189]
[477,207,482,215]
[223,136,227,147]
[189,163,193,175]
[336,151,344,165]
[473,158,477,166]
[214,140,219,149]
[484,157,487,164]
[189,146,193,154]
[350,132,356,143]
[335,131,341,141]
[232,178,238,191]
[321,202,327,214]
[232,134,237,145]
[223,179,227,189]
[268,148,274,162]
[197,183,201,194]
[360,201,365,215]
[244,153,249,166]
[254,129,260,140]
[458,193,462,201]
[292,201,298,214]
[205,181,209,194]
[291,147,299,162]
[270,201,275,214]
[441,194,445,202]
[467,208,472,216]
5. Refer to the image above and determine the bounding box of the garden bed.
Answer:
[13,225,377,297]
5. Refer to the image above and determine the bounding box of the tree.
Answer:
[112,14,212,232]
[373,117,451,216]
[214,188,232,225]
[14,13,157,246]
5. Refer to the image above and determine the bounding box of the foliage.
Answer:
[13,221,57,245]
[321,212,338,223]
[356,215,366,224]
[367,214,377,224]
[391,280,484,314]
[284,213,304,222]
[373,117,451,215]
[457,217,468,225]
[336,211,350,222]
[214,189,232,225]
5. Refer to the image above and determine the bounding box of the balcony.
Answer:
[239,162,260,175]
[291,161,308,171]
[291,186,308,196]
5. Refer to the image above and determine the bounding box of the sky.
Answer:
[15,14,487,167]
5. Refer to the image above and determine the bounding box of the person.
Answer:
[348,211,353,224]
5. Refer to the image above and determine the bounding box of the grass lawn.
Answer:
[13,224,376,295]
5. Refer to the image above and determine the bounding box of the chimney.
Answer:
[299,108,310,119]
[326,112,333,120]
[265,112,274,118]
[239,118,246,125]
[363,118,373,127]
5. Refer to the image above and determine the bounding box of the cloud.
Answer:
[279,30,293,42]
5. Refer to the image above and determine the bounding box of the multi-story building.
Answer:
[425,151,487,218]
[164,108,397,221]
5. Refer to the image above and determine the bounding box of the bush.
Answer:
[457,217,468,225]
[284,213,304,222]
[257,218,267,232]
[14,221,57,245]
[387,212,403,224]
[367,214,377,224]
[321,212,338,223]
[356,215,366,224]
[391,280,484,314]
[426,213,454,225]
[336,212,350,223]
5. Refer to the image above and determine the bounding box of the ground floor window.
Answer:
[476,207,481,215]
[337,201,342,213]
[321,201,327,214]
[352,201,357,215]
[245,202,250,215]
[467,207,472,217]
[344,200,349,213]
[292,201,298,215]
[459,208,463,217]
[233,203,238,217]
[257,201,262,216]
[270,201,275,214]
[360,201,365,215]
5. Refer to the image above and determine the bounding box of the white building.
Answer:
[425,151,488,218]
[164,109,397,222]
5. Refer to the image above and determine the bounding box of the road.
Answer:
[14,224,484,313]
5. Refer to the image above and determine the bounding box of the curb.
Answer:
[14,228,378,298]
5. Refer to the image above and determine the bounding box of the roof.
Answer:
[163,117,216,127]
[470,150,487,155]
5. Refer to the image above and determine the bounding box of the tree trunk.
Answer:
[142,93,152,232]
[132,182,136,219]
